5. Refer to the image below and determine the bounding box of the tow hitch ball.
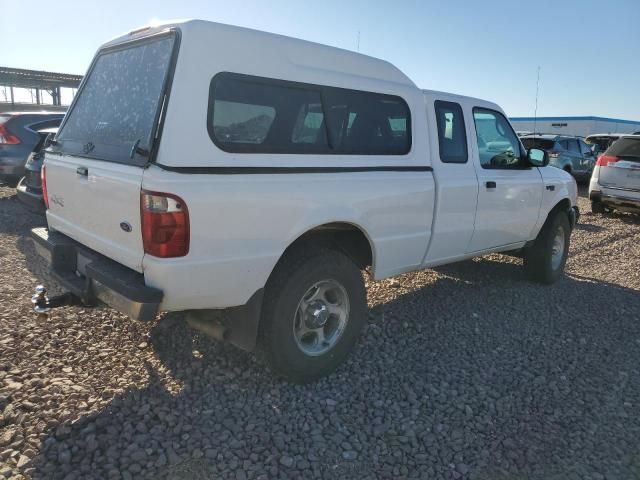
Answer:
[31,285,78,316]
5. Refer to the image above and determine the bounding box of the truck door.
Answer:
[567,138,585,174]
[423,100,478,264]
[467,108,543,252]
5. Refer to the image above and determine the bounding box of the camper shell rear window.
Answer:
[54,31,178,165]
[208,72,412,155]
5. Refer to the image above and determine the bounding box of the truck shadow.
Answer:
[22,255,640,479]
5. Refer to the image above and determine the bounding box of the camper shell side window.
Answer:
[207,72,412,155]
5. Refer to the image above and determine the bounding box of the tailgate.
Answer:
[598,137,640,193]
[42,30,178,272]
[45,153,145,271]
[599,160,640,193]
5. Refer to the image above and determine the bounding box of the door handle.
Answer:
[546,185,555,191]
[485,181,497,189]
[76,166,88,177]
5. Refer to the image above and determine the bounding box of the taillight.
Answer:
[141,191,189,258]
[548,151,560,158]
[0,123,20,144]
[41,164,49,209]
[596,154,619,167]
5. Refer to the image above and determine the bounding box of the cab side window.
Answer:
[434,100,467,163]
[473,108,523,169]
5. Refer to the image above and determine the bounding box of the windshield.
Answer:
[56,33,176,164]
[522,138,555,150]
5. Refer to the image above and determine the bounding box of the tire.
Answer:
[524,212,570,284]
[259,244,367,383]
[591,200,605,214]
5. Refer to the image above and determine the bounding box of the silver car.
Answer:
[589,135,640,214]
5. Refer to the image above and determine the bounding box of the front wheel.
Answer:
[524,212,570,284]
[259,245,367,383]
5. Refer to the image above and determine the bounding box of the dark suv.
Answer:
[521,134,596,180]
[0,112,64,187]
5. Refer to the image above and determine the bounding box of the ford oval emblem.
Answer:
[120,221,132,233]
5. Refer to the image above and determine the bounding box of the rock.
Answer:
[130,449,145,462]
[325,399,338,407]
[16,455,30,468]
[279,455,294,468]
[155,453,167,467]
[342,450,358,461]
[165,448,180,465]
[135,421,148,434]
[58,449,71,464]
[20,401,37,412]
[0,430,14,448]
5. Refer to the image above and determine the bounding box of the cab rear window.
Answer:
[56,33,176,165]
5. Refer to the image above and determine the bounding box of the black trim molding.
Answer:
[154,164,433,174]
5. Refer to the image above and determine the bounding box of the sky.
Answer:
[1,0,639,119]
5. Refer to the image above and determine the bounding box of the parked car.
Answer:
[31,20,578,382]
[0,112,64,187]
[16,127,57,210]
[521,134,596,180]
[589,135,640,214]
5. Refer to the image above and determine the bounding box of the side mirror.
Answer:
[527,148,548,167]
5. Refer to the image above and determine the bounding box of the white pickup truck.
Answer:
[32,20,579,382]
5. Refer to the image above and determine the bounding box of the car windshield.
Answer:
[521,138,555,150]
[56,33,175,165]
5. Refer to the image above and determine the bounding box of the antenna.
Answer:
[533,65,540,135]
[357,31,360,52]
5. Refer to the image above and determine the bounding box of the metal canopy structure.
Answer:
[0,66,83,112]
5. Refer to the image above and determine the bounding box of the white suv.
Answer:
[32,20,579,382]
[589,135,640,214]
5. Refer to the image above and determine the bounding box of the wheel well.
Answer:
[563,165,572,173]
[280,223,373,271]
[546,198,571,224]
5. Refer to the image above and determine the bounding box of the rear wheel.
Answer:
[524,212,570,284]
[259,245,366,383]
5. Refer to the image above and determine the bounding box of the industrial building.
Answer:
[509,116,640,137]
[0,66,82,113]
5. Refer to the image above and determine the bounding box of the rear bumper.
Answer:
[590,189,640,211]
[31,227,163,320]
[16,178,45,212]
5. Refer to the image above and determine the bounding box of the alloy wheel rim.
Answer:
[293,279,350,357]
[551,226,565,270]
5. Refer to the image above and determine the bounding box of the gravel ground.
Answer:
[1,184,640,480]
